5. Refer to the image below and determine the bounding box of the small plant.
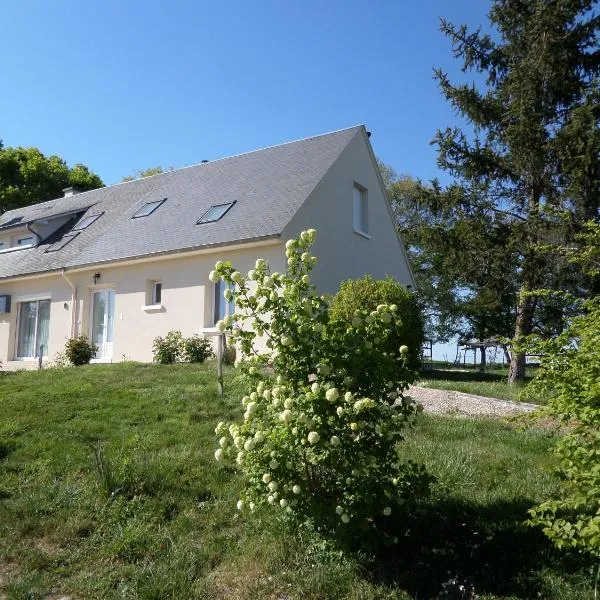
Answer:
[65,335,98,366]
[182,334,214,363]
[152,330,184,364]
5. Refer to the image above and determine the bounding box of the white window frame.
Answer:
[16,236,35,247]
[152,281,162,305]
[353,183,370,238]
[14,298,51,360]
[213,279,235,325]
[141,279,164,311]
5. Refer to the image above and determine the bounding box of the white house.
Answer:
[0,125,414,366]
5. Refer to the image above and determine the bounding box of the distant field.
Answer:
[0,363,592,599]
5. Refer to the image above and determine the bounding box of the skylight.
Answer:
[44,232,80,253]
[72,212,104,230]
[197,202,235,224]
[132,198,166,219]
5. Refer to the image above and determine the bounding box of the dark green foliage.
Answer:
[388,172,518,349]
[525,300,600,557]
[426,1,600,382]
[182,334,214,363]
[64,335,98,366]
[152,330,184,364]
[0,144,103,212]
[331,276,424,371]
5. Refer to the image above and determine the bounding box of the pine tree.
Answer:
[434,0,600,383]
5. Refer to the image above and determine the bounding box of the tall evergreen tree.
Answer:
[434,0,600,383]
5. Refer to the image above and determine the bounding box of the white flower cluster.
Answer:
[210,229,421,533]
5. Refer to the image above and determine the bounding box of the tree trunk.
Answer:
[479,345,486,371]
[508,289,535,384]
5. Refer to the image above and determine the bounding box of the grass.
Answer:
[416,363,541,403]
[0,362,594,599]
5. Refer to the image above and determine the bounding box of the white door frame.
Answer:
[89,287,115,362]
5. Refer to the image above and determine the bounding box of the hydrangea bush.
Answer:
[211,229,430,539]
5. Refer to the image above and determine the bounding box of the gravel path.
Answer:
[407,385,539,417]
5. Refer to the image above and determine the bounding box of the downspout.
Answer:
[26,222,42,245]
[61,269,78,338]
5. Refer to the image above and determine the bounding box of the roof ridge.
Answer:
[102,124,365,188]
[0,125,365,218]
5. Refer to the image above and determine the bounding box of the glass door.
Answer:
[16,299,50,358]
[91,289,115,360]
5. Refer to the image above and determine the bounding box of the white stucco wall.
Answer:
[282,129,413,294]
[0,242,286,365]
[0,130,413,366]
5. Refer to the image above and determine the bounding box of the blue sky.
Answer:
[1,0,489,185]
[1,0,492,359]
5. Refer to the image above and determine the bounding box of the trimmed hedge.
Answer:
[330,275,424,371]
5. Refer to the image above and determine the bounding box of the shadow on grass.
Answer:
[367,497,586,599]
[420,368,532,384]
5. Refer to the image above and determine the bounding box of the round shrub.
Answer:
[330,276,424,371]
[65,335,98,366]
[152,330,184,364]
[211,229,431,545]
[183,334,214,363]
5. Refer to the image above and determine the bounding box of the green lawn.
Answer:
[0,363,593,599]
[416,364,540,403]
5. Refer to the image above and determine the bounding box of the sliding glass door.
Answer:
[16,299,50,358]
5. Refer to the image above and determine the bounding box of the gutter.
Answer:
[61,268,78,338]
[0,235,282,283]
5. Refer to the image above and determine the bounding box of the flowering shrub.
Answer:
[211,229,431,540]
[152,330,185,364]
[182,334,214,363]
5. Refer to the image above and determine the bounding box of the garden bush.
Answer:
[211,229,431,545]
[330,275,424,371]
[152,330,184,364]
[182,334,214,363]
[65,335,98,366]
[525,299,600,558]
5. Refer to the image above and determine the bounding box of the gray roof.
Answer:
[0,126,363,280]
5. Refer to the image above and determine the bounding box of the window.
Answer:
[143,280,163,307]
[197,202,235,224]
[17,236,34,246]
[132,198,166,219]
[45,232,80,253]
[152,281,162,305]
[213,279,235,325]
[16,299,50,358]
[73,212,103,230]
[353,184,368,236]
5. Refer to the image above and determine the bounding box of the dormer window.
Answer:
[73,212,103,230]
[17,236,34,246]
[197,202,235,224]
[132,198,166,219]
